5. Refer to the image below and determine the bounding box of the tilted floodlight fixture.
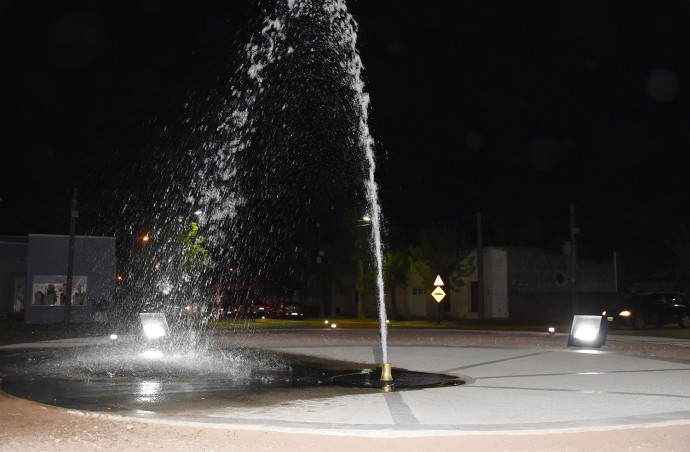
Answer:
[567,315,607,348]
[140,313,169,340]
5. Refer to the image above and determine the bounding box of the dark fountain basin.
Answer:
[0,338,463,415]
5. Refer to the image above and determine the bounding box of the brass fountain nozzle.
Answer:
[380,363,393,382]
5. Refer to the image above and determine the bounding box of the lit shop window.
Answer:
[32,275,88,306]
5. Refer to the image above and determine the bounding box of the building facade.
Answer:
[0,236,28,318]
[0,234,116,324]
[392,246,616,322]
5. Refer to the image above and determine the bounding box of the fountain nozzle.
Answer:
[380,363,393,382]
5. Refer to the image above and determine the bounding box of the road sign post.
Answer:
[432,275,446,323]
[432,275,446,302]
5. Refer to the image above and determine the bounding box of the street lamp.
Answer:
[193,209,205,224]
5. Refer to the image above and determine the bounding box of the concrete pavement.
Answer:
[2,331,690,438]
[161,336,690,437]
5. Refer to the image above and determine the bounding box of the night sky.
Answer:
[2,0,690,274]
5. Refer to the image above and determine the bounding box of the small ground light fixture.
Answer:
[324,320,329,324]
[331,323,337,329]
[110,334,118,340]
[548,327,555,335]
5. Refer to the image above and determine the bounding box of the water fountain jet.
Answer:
[0,1,475,414]
[189,0,394,375]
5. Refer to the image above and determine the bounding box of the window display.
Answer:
[32,275,87,306]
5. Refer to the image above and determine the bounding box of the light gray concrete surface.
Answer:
[161,338,690,437]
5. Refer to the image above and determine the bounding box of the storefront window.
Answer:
[32,275,88,306]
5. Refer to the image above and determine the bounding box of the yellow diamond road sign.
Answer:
[432,286,446,303]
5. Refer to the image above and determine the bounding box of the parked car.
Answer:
[605,292,690,329]
[227,304,252,318]
[250,304,273,319]
[280,304,306,319]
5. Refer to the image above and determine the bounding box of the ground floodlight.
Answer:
[140,313,169,340]
[567,315,607,348]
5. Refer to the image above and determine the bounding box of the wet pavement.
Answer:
[1,329,690,437]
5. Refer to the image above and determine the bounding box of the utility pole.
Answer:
[613,251,618,293]
[64,188,78,323]
[476,212,484,319]
[569,203,578,315]
[316,222,326,317]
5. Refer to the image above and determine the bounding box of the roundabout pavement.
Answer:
[1,328,690,450]
[188,333,690,437]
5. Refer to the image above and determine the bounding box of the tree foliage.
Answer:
[666,221,690,278]
[384,248,411,289]
[383,248,411,319]
[181,221,212,272]
[410,222,475,290]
